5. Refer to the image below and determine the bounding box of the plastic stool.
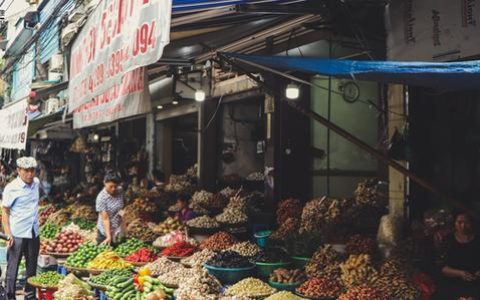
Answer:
[37,288,56,300]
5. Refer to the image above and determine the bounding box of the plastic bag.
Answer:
[377,214,403,247]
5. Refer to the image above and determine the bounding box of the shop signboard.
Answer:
[72,67,150,128]
[68,0,172,112]
[387,0,480,61]
[0,100,28,150]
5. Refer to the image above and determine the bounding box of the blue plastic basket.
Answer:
[254,230,272,248]
[204,263,256,284]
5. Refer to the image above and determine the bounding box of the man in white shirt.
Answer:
[2,157,41,300]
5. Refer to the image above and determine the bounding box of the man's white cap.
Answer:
[16,157,38,169]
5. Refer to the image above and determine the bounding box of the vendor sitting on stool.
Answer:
[175,194,195,223]
[436,211,480,300]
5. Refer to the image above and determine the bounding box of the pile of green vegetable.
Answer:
[115,238,148,257]
[40,223,60,240]
[66,243,111,268]
[90,269,132,286]
[29,271,64,287]
[73,218,96,230]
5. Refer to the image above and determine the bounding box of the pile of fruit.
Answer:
[345,234,377,256]
[131,197,157,213]
[125,247,158,263]
[270,217,300,240]
[87,251,132,270]
[104,271,173,300]
[151,217,185,235]
[160,241,197,257]
[70,204,97,220]
[296,276,343,299]
[300,196,350,234]
[29,271,64,287]
[340,254,378,288]
[43,230,84,254]
[127,219,157,242]
[90,269,133,286]
[354,178,387,208]
[269,268,306,284]
[115,239,148,257]
[199,231,238,251]
[39,205,56,226]
[48,209,71,227]
[66,243,111,268]
[276,198,303,225]
[40,223,60,240]
[305,245,341,277]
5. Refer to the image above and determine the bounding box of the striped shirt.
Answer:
[96,188,124,236]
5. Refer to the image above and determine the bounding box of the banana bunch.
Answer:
[340,254,378,288]
[87,251,132,270]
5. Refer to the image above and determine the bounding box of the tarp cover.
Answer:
[173,0,306,12]
[222,53,480,90]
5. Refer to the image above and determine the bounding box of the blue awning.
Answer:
[222,53,480,90]
[172,0,306,12]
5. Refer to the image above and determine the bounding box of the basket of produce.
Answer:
[86,280,107,291]
[254,230,272,247]
[89,269,133,290]
[295,277,343,300]
[115,238,149,257]
[253,247,292,278]
[125,247,158,264]
[224,277,277,299]
[268,268,307,292]
[43,230,85,256]
[180,248,216,268]
[160,241,197,259]
[87,250,133,272]
[204,251,256,284]
[256,261,292,279]
[28,272,64,289]
[291,256,311,269]
[65,243,112,269]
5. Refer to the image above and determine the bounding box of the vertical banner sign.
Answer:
[0,100,29,150]
[68,0,172,112]
[387,0,480,61]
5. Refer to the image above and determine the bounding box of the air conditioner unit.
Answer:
[49,54,63,72]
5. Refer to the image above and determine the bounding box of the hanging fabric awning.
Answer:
[172,0,307,13]
[222,53,480,90]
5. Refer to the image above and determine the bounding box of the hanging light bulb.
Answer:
[195,89,206,102]
[157,105,164,109]
[172,100,179,105]
[285,83,300,100]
